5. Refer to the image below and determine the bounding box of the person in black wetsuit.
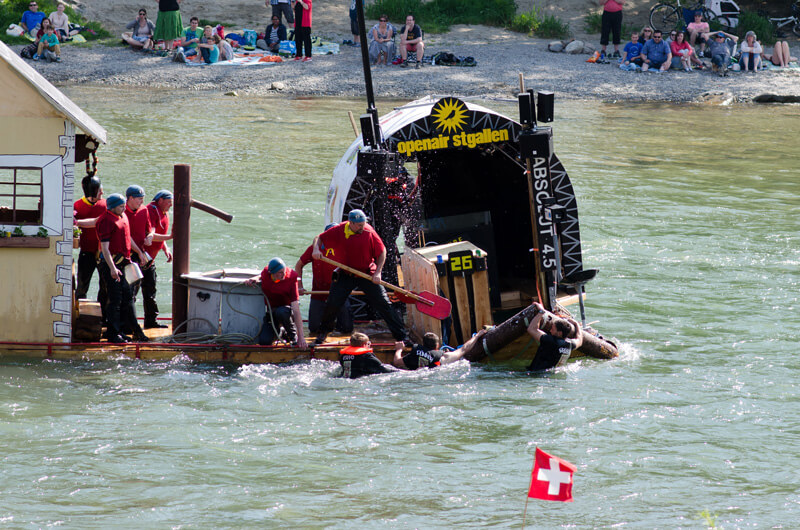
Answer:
[392,329,487,370]
[339,332,398,379]
[526,302,583,372]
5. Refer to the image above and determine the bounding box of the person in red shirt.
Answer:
[141,190,174,328]
[246,257,307,348]
[311,209,407,345]
[73,175,106,303]
[294,223,354,335]
[96,194,147,343]
[124,186,155,319]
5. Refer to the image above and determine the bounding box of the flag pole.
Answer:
[522,450,537,530]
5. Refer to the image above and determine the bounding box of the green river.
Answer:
[1,89,798,528]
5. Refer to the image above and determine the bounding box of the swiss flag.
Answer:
[528,447,576,502]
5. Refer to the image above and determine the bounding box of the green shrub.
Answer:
[365,0,516,33]
[584,11,601,34]
[510,9,540,35]
[0,0,109,44]
[536,14,570,39]
[735,10,776,45]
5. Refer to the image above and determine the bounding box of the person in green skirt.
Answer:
[154,0,183,50]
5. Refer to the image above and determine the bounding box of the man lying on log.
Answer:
[526,302,583,372]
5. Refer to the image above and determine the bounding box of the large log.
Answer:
[461,304,618,362]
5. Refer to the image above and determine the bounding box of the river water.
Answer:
[1,89,798,528]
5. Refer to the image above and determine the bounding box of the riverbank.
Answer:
[24,25,800,103]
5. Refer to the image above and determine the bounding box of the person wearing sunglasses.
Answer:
[20,2,47,38]
[368,14,395,65]
[639,26,653,44]
[122,8,155,50]
[639,29,671,72]
[701,30,738,76]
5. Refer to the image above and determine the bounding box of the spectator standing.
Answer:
[349,0,360,47]
[292,0,312,62]
[267,0,293,26]
[686,11,710,57]
[49,2,71,40]
[739,31,762,72]
[399,14,424,67]
[20,1,47,38]
[368,14,394,65]
[154,0,183,51]
[599,0,624,59]
[123,9,155,50]
[640,29,671,72]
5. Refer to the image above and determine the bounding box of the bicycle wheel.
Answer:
[793,20,800,37]
[650,4,680,33]
[706,11,733,31]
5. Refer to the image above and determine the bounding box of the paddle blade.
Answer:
[415,290,451,320]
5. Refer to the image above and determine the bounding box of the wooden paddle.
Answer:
[317,255,452,320]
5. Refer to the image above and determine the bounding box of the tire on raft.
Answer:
[461,303,618,363]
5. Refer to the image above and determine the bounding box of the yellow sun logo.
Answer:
[431,98,468,134]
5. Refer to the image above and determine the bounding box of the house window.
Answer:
[0,167,43,225]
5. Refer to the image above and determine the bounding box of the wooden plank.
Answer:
[471,270,493,329]
[452,275,471,343]
[400,248,440,343]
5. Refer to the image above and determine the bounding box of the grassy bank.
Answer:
[0,0,108,45]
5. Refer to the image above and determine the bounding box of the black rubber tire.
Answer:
[649,4,680,33]
[793,21,800,37]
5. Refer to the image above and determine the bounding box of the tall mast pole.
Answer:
[356,0,381,146]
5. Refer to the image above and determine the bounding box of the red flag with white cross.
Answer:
[528,447,576,502]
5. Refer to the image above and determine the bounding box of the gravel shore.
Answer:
[19,25,800,103]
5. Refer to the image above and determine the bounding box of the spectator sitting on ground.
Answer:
[122,8,155,50]
[368,14,394,66]
[263,15,286,52]
[639,26,653,44]
[216,34,234,61]
[665,29,676,46]
[180,16,203,58]
[702,30,738,75]
[739,30,762,72]
[49,2,72,40]
[34,24,61,62]
[670,31,700,72]
[35,18,59,43]
[197,31,219,64]
[399,14,424,68]
[639,29,671,72]
[762,41,797,68]
[619,31,643,70]
[21,1,47,38]
[686,11,710,57]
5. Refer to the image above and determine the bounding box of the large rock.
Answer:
[564,40,585,54]
[583,42,597,54]
[548,41,564,53]
[753,94,800,103]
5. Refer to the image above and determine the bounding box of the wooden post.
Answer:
[172,164,191,333]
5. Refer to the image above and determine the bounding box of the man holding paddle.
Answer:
[312,209,408,345]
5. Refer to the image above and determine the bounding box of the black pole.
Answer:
[356,0,381,146]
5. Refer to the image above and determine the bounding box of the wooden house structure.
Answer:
[0,40,106,343]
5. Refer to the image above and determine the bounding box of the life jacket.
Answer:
[340,346,372,356]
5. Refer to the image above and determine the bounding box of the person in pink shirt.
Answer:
[600,0,624,58]
[670,31,704,71]
[687,11,710,57]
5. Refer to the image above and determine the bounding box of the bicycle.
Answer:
[766,2,800,38]
[649,0,732,33]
